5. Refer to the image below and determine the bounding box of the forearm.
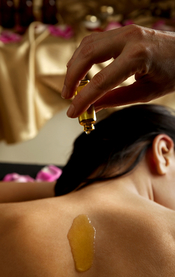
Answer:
[0,181,55,203]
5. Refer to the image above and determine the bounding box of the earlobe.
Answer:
[152,134,174,175]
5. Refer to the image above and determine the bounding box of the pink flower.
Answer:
[36,165,62,182]
[48,25,74,39]
[0,31,21,44]
[3,173,34,182]
[3,165,62,182]
[152,20,175,32]
[105,21,122,31]
[123,20,135,26]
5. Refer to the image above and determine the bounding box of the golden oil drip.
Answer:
[67,214,96,272]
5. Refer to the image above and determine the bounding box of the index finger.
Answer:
[66,50,142,118]
[61,27,128,100]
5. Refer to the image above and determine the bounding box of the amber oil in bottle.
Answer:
[75,79,96,134]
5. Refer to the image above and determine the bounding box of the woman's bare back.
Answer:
[0,182,175,277]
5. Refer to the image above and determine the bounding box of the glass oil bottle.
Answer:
[75,79,96,134]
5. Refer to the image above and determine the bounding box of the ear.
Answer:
[152,134,174,175]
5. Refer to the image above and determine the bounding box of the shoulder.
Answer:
[0,202,25,236]
[0,198,79,277]
[0,202,31,276]
[93,192,175,276]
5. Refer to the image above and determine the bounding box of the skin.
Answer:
[0,134,175,276]
[61,24,175,117]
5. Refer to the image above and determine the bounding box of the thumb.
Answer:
[94,80,166,111]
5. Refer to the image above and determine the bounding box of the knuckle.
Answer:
[79,33,97,59]
[64,70,72,86]
[81,33,95,45]
[136,44,151,74]
[128,24,145,39]
[67,57,73,68]
[79,42,95,59]
[125,24,150,45]
[74,90,89,111]
[64,70,76,92]
[92,72,107,91]
[81,36,90,46]
[127,39,152,75]
[135,43,148,58]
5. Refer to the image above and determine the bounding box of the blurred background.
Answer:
[0,0,175,171]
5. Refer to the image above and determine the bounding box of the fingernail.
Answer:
[61,85,67,99]
[67,104,75,118]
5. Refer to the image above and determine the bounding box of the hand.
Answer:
[61,24,175,118]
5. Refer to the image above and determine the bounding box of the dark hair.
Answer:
[55,104,175,196]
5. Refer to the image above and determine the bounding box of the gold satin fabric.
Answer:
[0,22,78,143]
[1,21,175,143]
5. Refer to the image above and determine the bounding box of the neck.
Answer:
[120,167,154,201]
[99,158,155,202]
